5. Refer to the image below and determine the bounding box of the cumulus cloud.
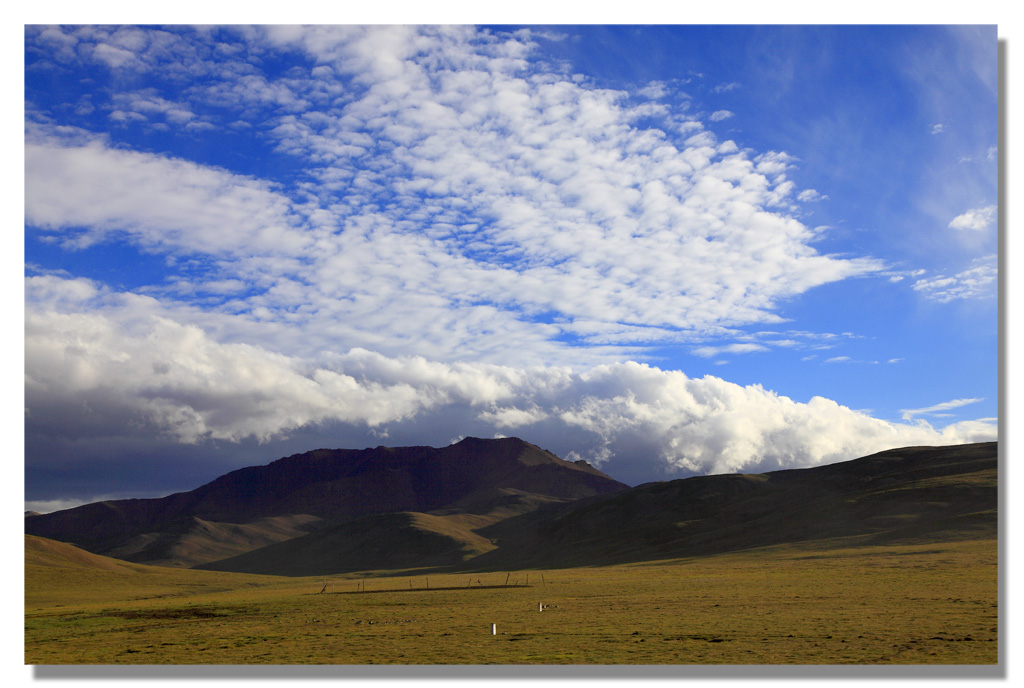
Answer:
[25,276,996,487]
[709,109,734,121]
[949,205,997,231]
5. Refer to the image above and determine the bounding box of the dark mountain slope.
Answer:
[196,486,575,577]
[464,442,997,570]
[99,514,324,569]
[198,510,496,576]
[24,437,627,566]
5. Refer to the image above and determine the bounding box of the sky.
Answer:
[22,23,1001,512]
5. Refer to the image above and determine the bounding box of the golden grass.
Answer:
[25,535,996,665]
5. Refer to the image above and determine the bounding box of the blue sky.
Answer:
[22,24,999,510]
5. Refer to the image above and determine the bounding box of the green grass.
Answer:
[25,537,997,665]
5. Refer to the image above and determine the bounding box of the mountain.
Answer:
[465,441,997,570]
[24,437,628,568]
[188,441,995,577]
[25,440,996,576]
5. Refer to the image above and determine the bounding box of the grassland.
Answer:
[25,535,997,665]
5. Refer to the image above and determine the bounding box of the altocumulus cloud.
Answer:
[26,25,885,365]
[912,256,997,303]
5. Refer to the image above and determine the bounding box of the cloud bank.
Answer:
[26,274,996,489]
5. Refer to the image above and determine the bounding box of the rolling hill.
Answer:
[25,533,142,573]
[466,441,998,570]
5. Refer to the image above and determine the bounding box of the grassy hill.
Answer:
[466,442,997,570]
[24,534,282,610]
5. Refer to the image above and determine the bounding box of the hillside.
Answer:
[465,442,998,570]
[24,437,628,568]
[198,510,491,575]
[98,514,324,568]
[25,534,142,573]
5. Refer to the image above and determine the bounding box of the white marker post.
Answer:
[491,623,497,635]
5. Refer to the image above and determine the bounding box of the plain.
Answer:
[25,534,996,665]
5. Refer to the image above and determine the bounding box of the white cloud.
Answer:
[900,397,983,421]
[709,109,733,121]
[692,343,769,358]
[931,123,945,134]
[24,130,312,258]
[949,205,997,231]
[797,189,827,202]
[108,90,203,128]
[25,25,886,367]
[637,81,668,99]
[25,496,144,515]
[689,331,860,360]
[912,255,997,302]
[25,281,996,483]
